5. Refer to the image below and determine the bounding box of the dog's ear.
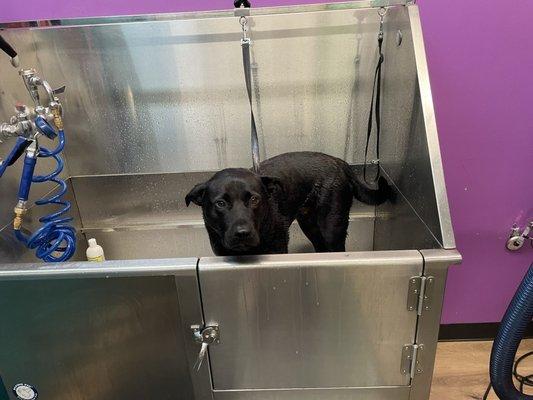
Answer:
[261,176,283,196]
[185,182,207,206]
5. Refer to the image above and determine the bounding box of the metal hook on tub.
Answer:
[235,0,251,44]
[378,7,387,42]
[240,16,250,44]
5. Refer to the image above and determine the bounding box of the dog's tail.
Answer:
[345,167,392,205]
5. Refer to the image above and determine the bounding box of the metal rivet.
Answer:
[396,30,403,46]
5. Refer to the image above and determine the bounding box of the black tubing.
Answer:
[490,265,533,400]
[0,34,17,59]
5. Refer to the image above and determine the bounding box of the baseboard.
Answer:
[439,322,533,341]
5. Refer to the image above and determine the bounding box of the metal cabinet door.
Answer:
[0,258,211,400]
[199,250,423,391]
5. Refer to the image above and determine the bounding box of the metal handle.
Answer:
[194,342,209,371]
[0,137,32,178]
[191,325,220,372]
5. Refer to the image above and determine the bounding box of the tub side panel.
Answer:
[376,5,447,250]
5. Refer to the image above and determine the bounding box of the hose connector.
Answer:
[51,104,63,130]
[13,200,27,230]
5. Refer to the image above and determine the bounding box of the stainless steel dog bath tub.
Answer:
[0,2,460,399]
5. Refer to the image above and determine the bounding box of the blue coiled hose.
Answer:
[490,265,533,400]
[14,118,76,262]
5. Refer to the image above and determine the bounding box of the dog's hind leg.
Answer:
[296,211,328,252]
[316,186,352,252]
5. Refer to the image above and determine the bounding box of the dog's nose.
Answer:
[235,226,252,239]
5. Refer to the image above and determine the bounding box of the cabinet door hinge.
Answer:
[407,276,434,315]
[401,343,424,378]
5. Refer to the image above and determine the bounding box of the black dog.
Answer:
[185,152,390,256]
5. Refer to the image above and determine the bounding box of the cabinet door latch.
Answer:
[191,324,220,371]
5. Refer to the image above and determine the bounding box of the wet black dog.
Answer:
[185,152,390,256]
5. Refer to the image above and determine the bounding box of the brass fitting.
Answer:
[13,206,27,230]
[51,107,63,130]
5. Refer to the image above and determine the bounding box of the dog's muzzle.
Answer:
[226,224,259,250]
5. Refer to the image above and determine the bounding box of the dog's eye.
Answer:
[215,200,227,209]
[250,195,260,206]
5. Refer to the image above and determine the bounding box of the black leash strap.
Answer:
[363,9,385,184]
[241,37,260,173]
[236,1,260,173]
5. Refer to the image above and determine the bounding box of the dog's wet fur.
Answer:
[185,152,391,256]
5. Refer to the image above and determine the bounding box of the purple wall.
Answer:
[1,1,531,324]
[420,0,533,324]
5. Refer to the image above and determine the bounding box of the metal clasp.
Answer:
[191,324,220,371]
[377,7,386,41]
[240,16,250,44]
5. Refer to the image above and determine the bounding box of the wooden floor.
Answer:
[430,339,533,399]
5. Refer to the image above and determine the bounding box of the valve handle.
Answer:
[53,85,66,95]
[0,137,32,178]
[35,116,57,140]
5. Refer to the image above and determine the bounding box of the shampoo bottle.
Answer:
[86,238,105,262]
